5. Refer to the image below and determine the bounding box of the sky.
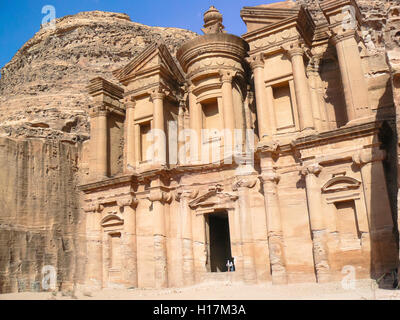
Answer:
[0,0,278,72]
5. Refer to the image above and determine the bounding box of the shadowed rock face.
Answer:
[0,11,196,141]
[0,11,195,294]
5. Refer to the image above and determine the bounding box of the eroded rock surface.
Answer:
[0,11,196,141]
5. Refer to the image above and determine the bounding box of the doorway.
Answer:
[206,211,233,272]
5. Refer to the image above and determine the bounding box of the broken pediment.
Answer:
[321,176,361,193]
[101,214,124,228]
[113,43,185,86]
[241,2,315,50]
[189,188,238,212]
[241,1,303,31]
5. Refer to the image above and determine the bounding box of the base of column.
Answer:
[315,272,331,284]
[271,271,288,285]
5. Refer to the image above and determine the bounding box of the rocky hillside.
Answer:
[0,11,196,142]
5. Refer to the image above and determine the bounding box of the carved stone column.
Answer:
[283,42,315,132]
[220,70,236,132]
[259,142,287,284]
[188,85,202,163]
[176,189,198,286]
[148,181,171,288]
[307,59,323,132]
[83,202,104,288]
[233,174,258,284]
[321,0,370,123]
[117,196,139,287]
[150,89,166,165]
[89,104,109,178]
[247,54,273,140]
[301,163,330,283]
[331,31,370,123]
[352,149,388,221]
[124,99,136,170]
[178,100,186,165]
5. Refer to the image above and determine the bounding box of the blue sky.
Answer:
[0,0,277,71]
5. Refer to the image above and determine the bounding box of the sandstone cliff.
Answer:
[0,11,196,141]
[0,11,195,293]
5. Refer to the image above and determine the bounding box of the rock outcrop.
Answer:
[0,11,196,141]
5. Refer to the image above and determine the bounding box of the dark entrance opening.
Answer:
[206,211,233,272]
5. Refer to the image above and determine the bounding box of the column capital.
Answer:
[148,190,172,204]
[259,171,280,184]
[232,175,257,191]
[125,97,136,109]
[301,163,322,177]
[89,103,109,118]
[330,29,357,45]
[306,57,321,76]
[219,70,236,83]
[246,53,264,70]
[352,149,386,166]
[258,138,280,154]
[179,99,187,109]
[150,88,166,101]
[281,41,305,59]
[175,189,198,202]
[117,196,139,210]
[83,202,104,213]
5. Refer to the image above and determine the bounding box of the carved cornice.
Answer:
[87,77,124,100]
[177,33,249,74]
[113,43,185,85]
[242,5,315,55]
[188,184,238,210]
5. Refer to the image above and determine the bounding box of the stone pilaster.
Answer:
[117,196,139,287]
[188,85,202,164]
[83,202,104,289]
[301,163,330,283]
[331,31,370,123]
[89,103,109,178]
[220,70,236,131]
[283,42,315,132]
[307,59,323,132]
[247,54,274,140]
[150,89,166,166]
[232,173,258,284]
[176,189,198,286]
[321,0,370,123]
[352,149,388,220]
[259,141,287,284]
[148,180,172,288]
[124,98,136,171]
